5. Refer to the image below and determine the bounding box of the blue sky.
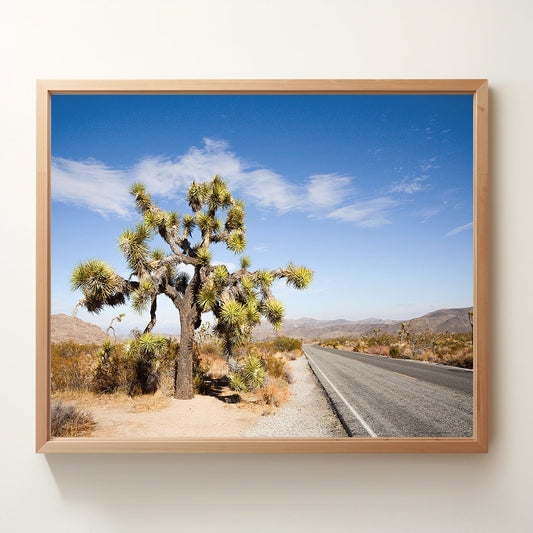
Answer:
[51,94,473,334]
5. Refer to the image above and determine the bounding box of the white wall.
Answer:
[1,1,531,531]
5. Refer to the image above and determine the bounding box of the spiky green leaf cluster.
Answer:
[131,278,155,313]
[182,214,196,232]
[118,223,153,272]
[213,265,229,286]
[126,332,168,366]
[187,181,204,211]
[263,297,285,331]
[227,230,246,254]
[283,263,314,289]
[197,281,218,311]
[242,355,265,390]
[150,248,166,262]
[196,211,214,232]
[130,182,152,213]
[256,269,274,288]
[207,175,232,209]
[229,372,248,392]
[240,256,251,270]
[137,332,168,356]
[166,211,180,229]
[240,274,254,296]
[245,300,261,324]
[195,246,212,265]
[144,210,166,230]
[225,201,245,231]
[71,259,123,312]
[220,300,246,328]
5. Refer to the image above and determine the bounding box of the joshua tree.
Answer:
[71,176,313,399]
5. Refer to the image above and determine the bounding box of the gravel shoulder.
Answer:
[245,355,347,437]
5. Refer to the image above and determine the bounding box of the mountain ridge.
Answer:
[254,306,473,340]
[50,306,473,344]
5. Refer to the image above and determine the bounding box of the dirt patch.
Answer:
[52,390,264,438]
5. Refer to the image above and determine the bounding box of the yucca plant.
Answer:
[71,175,313,399]
[125,332,169,394]
[242,354,265,390]
[229,372,248,393]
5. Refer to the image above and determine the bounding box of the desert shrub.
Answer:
[196,341,227,379]
[260,380,290,407]
[124,333,169,395]
[352,341,364,353]
[362,328,394,348]
[284,349,302,361]
[50,400,96,437]
[270,336,302,352]
[197,340,220,358]
[366,345,390,356]
[51,341,99,391]
[91,339,139,394]
[264,354,286,378]
[389,345,401,358]
[320,336,356,349]
[442,350,473,369]
[430,332,473,368]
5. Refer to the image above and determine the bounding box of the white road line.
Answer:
[305,348,377,438]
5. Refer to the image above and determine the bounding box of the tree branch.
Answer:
[143,295,158,333]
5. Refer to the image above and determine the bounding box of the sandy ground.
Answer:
[52,356,345,438]
[91,396,262,438]
[52,390,263,438]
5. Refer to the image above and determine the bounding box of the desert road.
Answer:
[303,344,473,438]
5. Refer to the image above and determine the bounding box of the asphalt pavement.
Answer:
[303,344,473,438]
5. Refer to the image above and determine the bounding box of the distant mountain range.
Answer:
[253,306,473,340]
[51,306,473,344]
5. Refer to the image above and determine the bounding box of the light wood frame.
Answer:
[36,79,488,453]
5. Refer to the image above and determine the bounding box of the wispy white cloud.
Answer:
[53,138,409,230]
[419,157,437,173]
[51,157,132,218]
[305,174,352,209]
[53,138,341,217]
[419,207,442,223]
[390,176,429,194]
[389,158,436,196]
[446,222,472,237]
[328,197,399,228]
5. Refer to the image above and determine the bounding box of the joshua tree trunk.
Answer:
[175,312,194,399]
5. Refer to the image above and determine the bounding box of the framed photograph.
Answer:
[36,80,488,453]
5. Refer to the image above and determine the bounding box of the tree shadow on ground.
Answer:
[201,376,241,404]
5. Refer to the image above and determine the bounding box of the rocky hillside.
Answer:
[51,314,107,344]
[254,307,473,340]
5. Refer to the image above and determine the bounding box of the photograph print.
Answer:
[49,90,475,441]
